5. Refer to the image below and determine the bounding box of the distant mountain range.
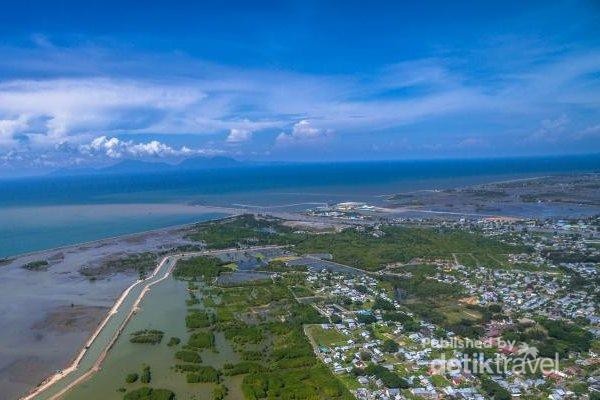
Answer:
[49,156,243,176]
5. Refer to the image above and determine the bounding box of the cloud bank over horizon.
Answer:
[0,1,598,174]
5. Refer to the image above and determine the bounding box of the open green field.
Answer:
[290,285,314,298]
[305,325,348,347]
[455,253,478,267]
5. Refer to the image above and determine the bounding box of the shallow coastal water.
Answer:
[1,157,599,399]
[0,213,222,400]
[63,277,242,400]
[0,204,226,258]
[1,157,598,258]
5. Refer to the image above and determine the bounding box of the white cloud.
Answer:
[526,114,570,143]
[30,33,54,49]
[0,78,206,144]
[275,120,332,146]
[0,115,30,146]
[0,136,225,172]
[80,136,195,158]
[226,128,252,143]
[290,120,323,140]
[378,59,454,90]
[0,39,598,166]
[573,123,600,140]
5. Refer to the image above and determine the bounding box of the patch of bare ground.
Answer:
[282,220,344,232]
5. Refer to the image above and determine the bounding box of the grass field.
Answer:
[437,303,482,325]
[291,285,314,298]
[306,325,348,347]
[455,253,478,267]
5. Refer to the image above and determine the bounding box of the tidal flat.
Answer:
[62,277,242,400]
[0,203,234,258]
[0,211,227,400]
[386,173,600,219]
[59,247,349,400]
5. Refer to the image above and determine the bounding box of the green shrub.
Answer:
[362,364,408,389]
[130,330,164,345]
[187,331,215,349]
[123,387,175,400]
[186,310,213,329]
[174,364,206,372]
[382,339,399,353]
[356,312,377,324]
[480,376,511,400]
[140,365,151,384]
[213,385,228,400]
[173,256,229,280]
[22,260,49,271]
[185,366,220,383]
[125,373,138,383]
[241,350,263,361]
[175,350,202,363]
[242,364,353,399]
[223,362,265,376]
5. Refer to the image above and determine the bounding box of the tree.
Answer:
[140,365,151,384]
[382,339,399,353]
[356,313,377,324]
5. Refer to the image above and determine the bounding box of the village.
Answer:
[288,214,600,400]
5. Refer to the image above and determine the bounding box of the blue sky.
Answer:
[0,0,599,173]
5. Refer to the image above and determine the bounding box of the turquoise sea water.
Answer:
[0,155,598,257]
[0,204,226,257]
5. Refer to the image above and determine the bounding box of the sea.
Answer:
[1,155,598,258]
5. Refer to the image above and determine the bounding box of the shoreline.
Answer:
[22,245,286,400]
[20,257,168,400]
[1,204,241,260]
[4,172,594,261]
[0,207,239,400]
[5,172,599,399]
[28,256,177,400]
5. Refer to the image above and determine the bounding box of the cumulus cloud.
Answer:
[80,136,195,159]
[0,38,599,167]
[0,135,225,172]
[226,128,252,143]
[275,120,332,146]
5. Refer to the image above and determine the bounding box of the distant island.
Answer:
[50,156,243,177]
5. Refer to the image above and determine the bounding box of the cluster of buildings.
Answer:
[300,270,493,399]
[293,215,599,399]
[305,202,375,220]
